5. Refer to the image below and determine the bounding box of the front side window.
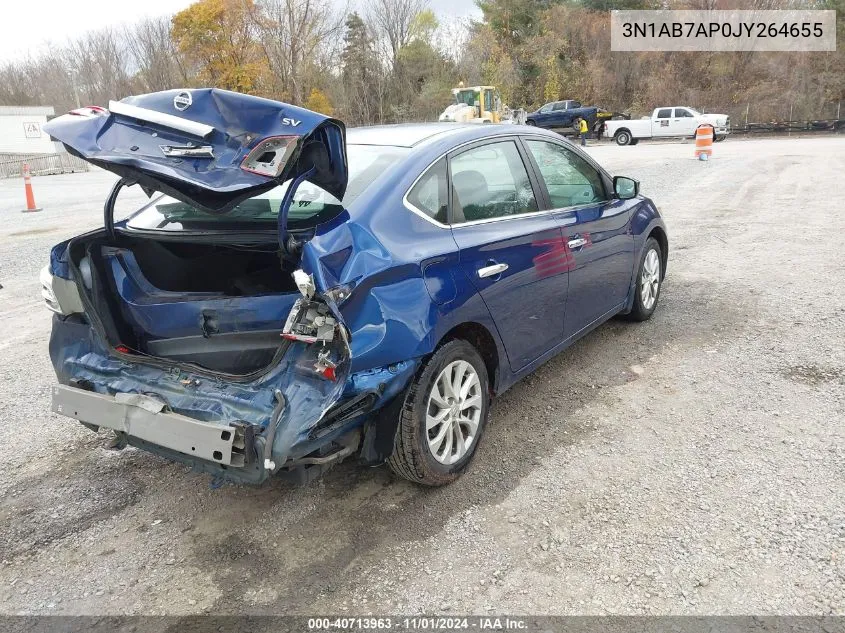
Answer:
[450,141,538,223]
[407,158,448,224]
[525,140,607,208]
[675,108,694,118]
[126,145,408,232]
[539,103,553,113]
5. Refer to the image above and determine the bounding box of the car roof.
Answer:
[346,122,566,152]
[347,123,479,148]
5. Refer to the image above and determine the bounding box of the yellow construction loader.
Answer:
[438,84,524,124]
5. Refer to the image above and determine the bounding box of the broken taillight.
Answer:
[282,298,337,344]
[240,136,298,177]
[68,106,108,118]
[115,345,130,354]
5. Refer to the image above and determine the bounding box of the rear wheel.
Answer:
[388,340,490,486]
[714,135,727,142]
[525,120,536,126]
[615,130,632,146]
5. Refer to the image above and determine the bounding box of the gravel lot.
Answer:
[0,136,843,616]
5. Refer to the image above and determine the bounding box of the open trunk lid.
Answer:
[44,88,348,215]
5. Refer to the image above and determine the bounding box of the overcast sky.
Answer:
[0,0,481,63]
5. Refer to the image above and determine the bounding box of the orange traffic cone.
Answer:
[694,124,713,161]
[21,164,42,212]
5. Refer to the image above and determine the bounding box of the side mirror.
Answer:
[613,176,639,200]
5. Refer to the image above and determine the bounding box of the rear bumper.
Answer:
[48,314,421,483]
[52,384,255,468]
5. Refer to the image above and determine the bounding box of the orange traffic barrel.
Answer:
[21,164,42,212]
[695,124,713,160]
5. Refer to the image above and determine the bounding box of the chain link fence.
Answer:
[711,101,844,133]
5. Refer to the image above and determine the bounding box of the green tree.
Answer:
[476,0,549,49]
[340,12,383,123]
[575,0,660,10]
[409,9,439,44]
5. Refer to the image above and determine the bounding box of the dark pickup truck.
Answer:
[525,100,628,135]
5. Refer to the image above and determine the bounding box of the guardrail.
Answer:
[0,153,89,179]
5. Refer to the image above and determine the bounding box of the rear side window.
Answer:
[525,140,607,208]
[656,108,672,118]
[407,158,448,224]
[450,141,538,223]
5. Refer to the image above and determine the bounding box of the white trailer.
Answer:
[604,107,729,146]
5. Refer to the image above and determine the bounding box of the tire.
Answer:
[525,120,536,126]
[387,340,490,486]
[714,135,726,142]
[615,130,632,146]
[626,237,663,321]
[630,139,639,145]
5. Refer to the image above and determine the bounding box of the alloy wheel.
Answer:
[640,248,660,310]
[426,360,483,464]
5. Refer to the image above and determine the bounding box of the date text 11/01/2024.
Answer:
[307,617,528,630]
[621,21,825,39]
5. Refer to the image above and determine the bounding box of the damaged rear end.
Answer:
[42,89,399,483]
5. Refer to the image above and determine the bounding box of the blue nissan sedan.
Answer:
[42,89,667,486]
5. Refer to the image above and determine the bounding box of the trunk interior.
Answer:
[72,234,301,376]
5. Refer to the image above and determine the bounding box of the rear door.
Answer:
[449,139,568,372]
[653,108,674,137]
[522,138,635,339]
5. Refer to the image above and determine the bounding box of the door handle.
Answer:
[477,263,508,279]
[567,237,587,249]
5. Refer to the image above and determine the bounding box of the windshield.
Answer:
[126,144,408,232]
[454,90,477,106]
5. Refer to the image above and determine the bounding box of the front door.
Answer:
[482,89,494,120]
[653,107,674,137]
[672,108,698,136]
[521,138,635,339]
[449,139,569,371]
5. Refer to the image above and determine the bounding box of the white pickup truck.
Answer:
[604,107,730,146]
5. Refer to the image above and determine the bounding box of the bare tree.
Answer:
[256,0,346,103]
[66,28,133,105]
[368,0,429,66]
[126,17,190,93]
